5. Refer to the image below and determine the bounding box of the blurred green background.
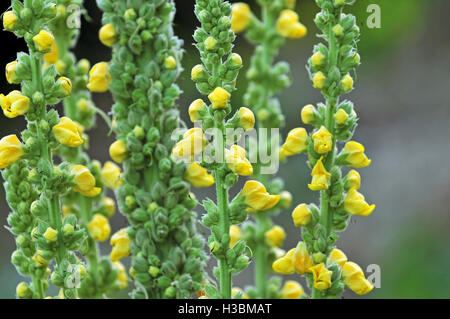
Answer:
[0,0,449,299]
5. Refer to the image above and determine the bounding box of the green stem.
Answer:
[255,212,270,298]
[32,277,44,299]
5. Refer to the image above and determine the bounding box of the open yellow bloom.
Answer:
[308,157,331,191]
[341,74,354,92]
[172,128,207,159]
[281,281,304,299]
[334,109,349,125]
[229,225,242,248]
[99,24,117,47]
[109,140,127,164]
[272,248,295,274]
[53,116,83,147]
[88,214,111,242]
[32,250,48,267]
[5,61,20,84]
[33,30,55,52]
[44,42,58,64]
[87,62,111,93]
[309,263,332,290]
[231,3,251,33]
[71,165,102,197]
[0,90,30,118]
[114,261,128,289]
[0,135,24,169]
[328,248,347,268]
[281,127,308,156]
[241,180,280,211]
[188,99,207,122]
[312,126,333,154]
[346,169,361,190]
[342,261,373,295]
[237,107,255,130]
[184,163,215,188]
[292,242,313,274]
[291,203,312,227]
[208,87,231,110]
[101,161,122,189]
[301,104,315,125]
[276,10,307,39]
[225,145,253,176]
[56,76,72,97]
[3,11,18,31]
[341,141,372,168]
[344,189,375,217]
[313,71,326,89]
[265,225,286,247]
[110,228,131,261]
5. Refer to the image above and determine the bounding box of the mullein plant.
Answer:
[182,0,281,299]
[46,0,124,298]
[0,0,98,299]
[272,0,375,298]
[230,0,307,299]
[92,0,207,299]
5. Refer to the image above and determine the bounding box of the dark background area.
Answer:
[0,0,449,298]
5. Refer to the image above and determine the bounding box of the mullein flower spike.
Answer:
[273,0,375,298]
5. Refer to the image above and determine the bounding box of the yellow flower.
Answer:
[32,250,48,267]
[71,165,102,197]
[0,90,30,118]
[231,287,249,299]
[184,163,215,188]
[291,204,312,227]
[172,128,207,159]
[312,126,333,154]
[110,228,131,261]
[188,99,207,122]
[345,169,361,190]
[43,227,58,242]
[292,242,313,274]
[313,71,326,89]
[229,225,242,248]
[87,62,111,93]
[301,104,316,125]
[328,248,347,268]
[241,180,280,211]
[344,189,375,217]
[3,11,18,31]
[237,107,255,130]
[311,51,325,67]
[208,87,231,110]
[279,190,292,209]
[53,116,84,147]
[204,36,217,50]
[342,261,373,295]
[56,76,72,97]
[0,135,24,169]
[43,42,58,64]
[33,30,55,52]
[101,161,122,189]
[334,109,349,125]
[109,140,127,164]
[272,248,295,274]
[281,281,304,299]
[225,145,253,176]
[114,261,128,289]
[340,141,372,168]
[88,214,111,242]
[231,3,252,33]
[16,282,30,299]
[276,10,307,39]
[99,24,117,47]
[265,225,286,247]
[5,61,20,84]
[309,263,332,290]
[191,64,206,81]
[341,74,354,92]
[281,127,307,156]
[100,197,116,218]
[308,157,331,191]
[164,56,177,70]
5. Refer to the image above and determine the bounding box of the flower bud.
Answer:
[279,191,292,209]
[334,108,349,125]
[311,51,326,68]
[5,61,20,84]
[241,180,280,211]
[225,145,253,176]
[43,227,58,242]
[231,3,252,33]
[33,30,55,52]
[188,99,207,122]
[101,161,122,189]
[281,127,307,156]
[71,164,102,197]
[237,107,255,130]
[332,24,344,37]
[341,74,354,92]
[291,204,312,227]
[52,116,83,147]
[344,169,360,190]
[110,228,131,261]
[87,62,111,93]
[229,225,242,248]
[281,281,304,299]
[55,76,72,98]
[313,71,326,89]
[0,135,24,169]
[328,248,347,268]
[109,140,127,164]
[184,163,214,188]
[99,24,117,47]
[88,214,111,242]
[276,10,307,39]
[16,282,32,299]
[301,104,316,125]
[164,56,177,70]
[265,225,286,247]
[339,141,371,168]
[308,157,331,191]
[3,11,18,31]
[208,87,231,110]
[204,36,217,51]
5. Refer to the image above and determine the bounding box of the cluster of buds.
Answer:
[228,0,306,299]
[94,0,207,299]
[272,0,375,298]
